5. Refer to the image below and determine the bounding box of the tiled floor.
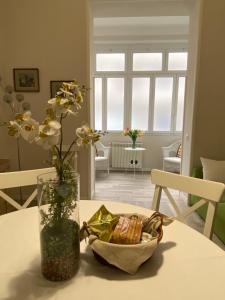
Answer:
[94,170,225,250]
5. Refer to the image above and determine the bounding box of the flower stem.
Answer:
[59,114,63,160]
[62,138,77,163]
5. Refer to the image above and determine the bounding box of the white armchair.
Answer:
[162,140,181,173]
[95,141,111,174]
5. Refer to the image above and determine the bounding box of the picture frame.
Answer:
[13,68,39,92]
[50,80,72,98]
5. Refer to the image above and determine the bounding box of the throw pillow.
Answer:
[200,157,225,183]
[176,144,182,158]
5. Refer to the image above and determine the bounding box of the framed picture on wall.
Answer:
[50,80,72,98]
[13,68,39,92]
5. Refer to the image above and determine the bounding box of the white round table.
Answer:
[0,200,224,300]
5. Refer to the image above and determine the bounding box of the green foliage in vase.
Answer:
[40,176,78,225]
[41,218,80,259]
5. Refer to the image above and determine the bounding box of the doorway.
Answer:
[88,0,202,198]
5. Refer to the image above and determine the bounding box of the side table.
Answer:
[124,147,146,175]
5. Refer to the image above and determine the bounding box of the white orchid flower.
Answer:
[36,133,60,150]
[48,98,69,105]
[35,120,61,150]
[8,121,20,138]
[62,82,79,90]
[48,97,71,114]
[76,125,101,146]
[48,120,61,131]
[60,88,73,96]
[20,117,39,143]
[8,111,39,142]
[21,111,32,121]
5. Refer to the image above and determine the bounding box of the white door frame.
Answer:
[181,0,203,176]
[87,0,203,198]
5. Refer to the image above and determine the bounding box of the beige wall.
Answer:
[0,0,90,198]
[192,0,225,167]
[0,7,4,73]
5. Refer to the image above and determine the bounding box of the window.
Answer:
[176,77,186,131]
[131,78,150,130]
[94,50,187,133]
[107,78,124,130]
[168,52,188,71]
[133,53,162,71]
[94,78,102,130]
[153,77,173,131]
[96,53,125,71]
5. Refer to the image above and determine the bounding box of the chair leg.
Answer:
[204,202,217,239]
[107,161,110,175]
[151,185,162,211]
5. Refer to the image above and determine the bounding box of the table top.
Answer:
[0,200,224,300]
[124,147,146,151]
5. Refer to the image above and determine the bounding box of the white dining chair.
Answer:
[0,167,54,211]
[151,169,225,239]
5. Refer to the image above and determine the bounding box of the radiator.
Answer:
[111,142,143,169]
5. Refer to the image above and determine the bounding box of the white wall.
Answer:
[0,0,90,198]
[191,0,225,167]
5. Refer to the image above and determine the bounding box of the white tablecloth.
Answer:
[0,200,224,300]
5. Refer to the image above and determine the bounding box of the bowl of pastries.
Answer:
[80,205,172,274]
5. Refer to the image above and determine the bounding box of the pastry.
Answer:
[111,215,143,244]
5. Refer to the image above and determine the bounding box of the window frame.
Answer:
[93,47,187,134]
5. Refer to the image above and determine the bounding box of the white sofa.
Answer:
[162,140,181,173]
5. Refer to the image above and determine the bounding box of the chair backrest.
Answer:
[162,140,181,158]
[0,167,55,211]
[151,169,225,239]
[95,141,110,158]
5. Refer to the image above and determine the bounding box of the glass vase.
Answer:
[37,171,80,281]
[131,137,137,149]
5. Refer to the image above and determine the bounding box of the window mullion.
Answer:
[171,75,178,132]
[163,51,169,72]
[126,50,132,128]
[162,50,167,72]
[149,76,155,132]
[102,77,107,131]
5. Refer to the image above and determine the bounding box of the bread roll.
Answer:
[111,216,142,244]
